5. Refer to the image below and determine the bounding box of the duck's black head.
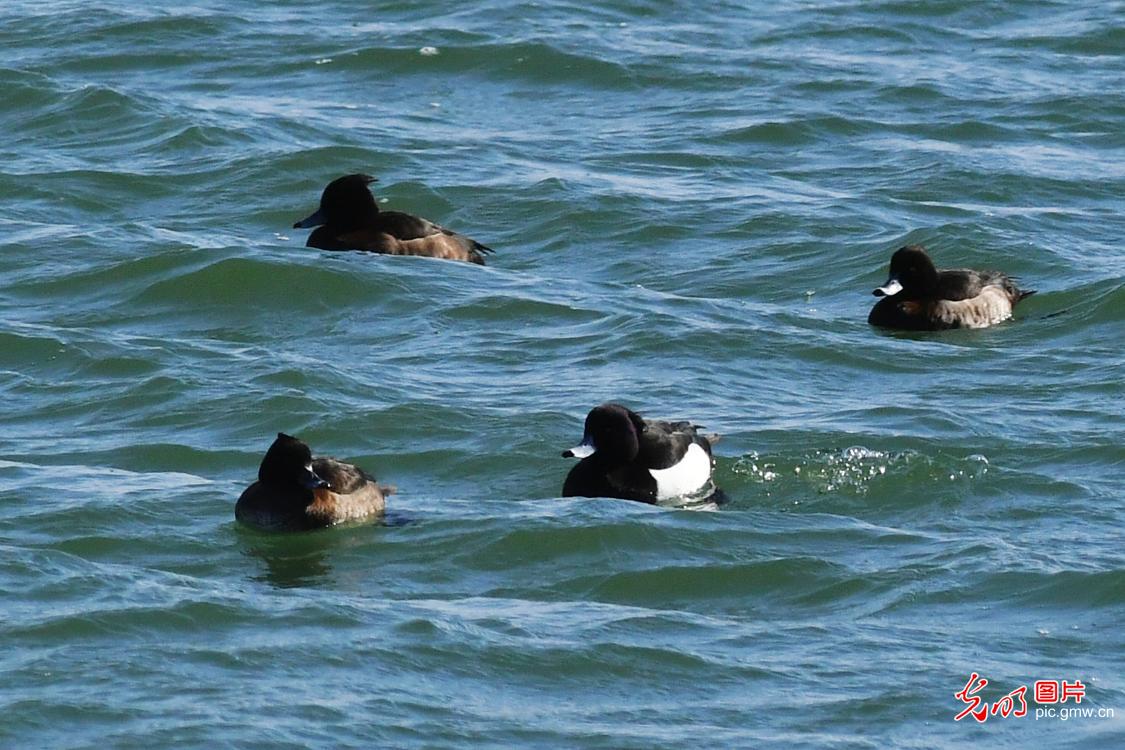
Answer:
[258,433,330,490]
[873,245,940,298]
[562,403,646,465]
[294,174,379,231]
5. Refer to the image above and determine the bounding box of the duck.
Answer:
[235,433,393,531]
[561,403,720,504]
[868,245,1035,330]
[293,173,493,265]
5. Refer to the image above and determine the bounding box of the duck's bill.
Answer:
[293,208,326,229]
[300,464,330,490]
[562,442,595,459]
[873,278,903,297]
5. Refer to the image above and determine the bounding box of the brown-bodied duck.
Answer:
[868,245,1035,330]
[236,433,393,531]
[293,174,493,265]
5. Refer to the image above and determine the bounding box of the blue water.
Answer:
[1,1,1122,747]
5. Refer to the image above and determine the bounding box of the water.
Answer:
[1,1,1122,747]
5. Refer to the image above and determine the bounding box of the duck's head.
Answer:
[873,245,940,297]
[258,433,330,490]
[294,174,379,230]
[562,403,646,464]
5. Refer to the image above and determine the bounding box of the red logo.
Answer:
[990,686,1027,718]
[956,675,1086,722]
[1034,680,1059,704]
[1033,679,1086,705]
[1062,680,1086,704]
[954,673,989,723]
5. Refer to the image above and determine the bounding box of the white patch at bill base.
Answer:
[566,443,595,458]
[876,279,903,296]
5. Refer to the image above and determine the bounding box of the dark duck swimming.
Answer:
[293,173,493,265]
[868,245,1034,330]
[561,403,720,505]
[236,433,394,531]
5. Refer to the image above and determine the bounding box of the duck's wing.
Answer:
[647,419,717,445]
[311,211,492,264]
[305,457,388,524]
[937,267,1029,301]
[312,457,377,494]
[974,269,1034,302]
[649,418,698,434]
[374,211,445,241]
[638,420,704,469]
[937,267,1033,308]
[307,213,435,252]
[935,269,989,301]
[380,212,494,254]
[378,211,493,263]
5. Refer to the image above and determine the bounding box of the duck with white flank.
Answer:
[561,403,720,505]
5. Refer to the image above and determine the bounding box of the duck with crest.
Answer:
[561,403,721,505]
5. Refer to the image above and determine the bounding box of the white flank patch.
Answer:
[649,443,712,500]
[934,286,1013,328]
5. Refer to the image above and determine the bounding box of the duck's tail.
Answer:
[469,240,494,266]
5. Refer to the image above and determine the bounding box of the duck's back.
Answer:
[638,419,714,469]
[372,211,444,240]
[309,212,490,264]
[305,457,389,525]
[314,457,376,494]
[935,268,1026,302]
